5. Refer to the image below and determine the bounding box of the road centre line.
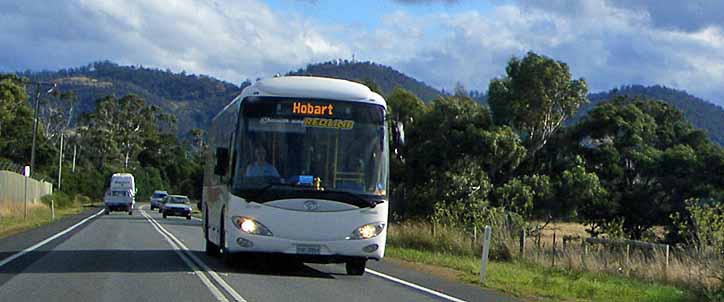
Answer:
[140,210,229,302]
[145,205,465,302]
[0,209,105,268]
[365,269,467,302]
[142,209,247,302]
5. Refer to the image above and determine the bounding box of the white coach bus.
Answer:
[203,76,392,275]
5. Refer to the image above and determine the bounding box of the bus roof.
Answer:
[241,76,386,106]
[112,173,134,178]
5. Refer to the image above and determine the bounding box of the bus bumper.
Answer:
[226,231,386,261]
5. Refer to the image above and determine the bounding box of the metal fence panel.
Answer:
[0,170,53,204]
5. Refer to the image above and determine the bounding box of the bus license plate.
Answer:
[296,244,321,255]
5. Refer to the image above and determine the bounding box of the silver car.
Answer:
[149,190,168,210]
[161,195,193,220]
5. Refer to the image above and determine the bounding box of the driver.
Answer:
[245,146,280,178]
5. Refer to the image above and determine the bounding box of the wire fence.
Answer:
[0,158,53,184]
[0,159,23,174]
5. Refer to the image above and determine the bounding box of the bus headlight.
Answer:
[347,222,385,240]
[232,216,273,236]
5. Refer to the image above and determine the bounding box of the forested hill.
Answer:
[22,61,242,136]
[20,62,723,145]
[578,85,724,145]
[286,61,442,101]
[21,60,442,136]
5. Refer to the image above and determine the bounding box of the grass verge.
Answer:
[386,246,697,302]
[0,202,88,239]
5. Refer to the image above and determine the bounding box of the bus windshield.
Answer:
[232,97,389,203]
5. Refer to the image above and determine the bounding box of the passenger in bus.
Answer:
[245,146,280,178]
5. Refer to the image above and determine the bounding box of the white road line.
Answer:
[141,205,464,302]
[140,205,200,221]
[143,209,247,302]
[0,209,105,268]
[141,210,229,302]
[366,269,467,302]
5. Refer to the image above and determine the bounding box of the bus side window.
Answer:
[227,132,237,184]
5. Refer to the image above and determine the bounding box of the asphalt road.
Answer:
[0,204,515,302]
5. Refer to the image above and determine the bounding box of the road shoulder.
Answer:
[0,206,101,264]
[367,256,517,302]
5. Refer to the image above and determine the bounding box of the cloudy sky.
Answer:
[1,0,723,106]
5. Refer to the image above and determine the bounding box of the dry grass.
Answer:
[0,200,85,239]
[388,220,723,300]
[0,201,46,217]
[521,239,723,294]
[530,222,667,248]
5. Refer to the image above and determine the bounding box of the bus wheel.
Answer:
[205,210,220,257]
[220,209,234,266]
[345,259,367,276]
[205,238,220,257]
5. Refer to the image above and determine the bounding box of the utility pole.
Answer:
[29,82,56,177]
[29,83,41,176]
[72,144,77,173]
[57,132,63,191]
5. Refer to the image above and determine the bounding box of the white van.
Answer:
[104,173,136,215]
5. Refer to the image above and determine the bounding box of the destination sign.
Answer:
[292,102,334,116]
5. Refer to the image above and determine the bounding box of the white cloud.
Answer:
[0,0,347,83]
[1,0,723,106]
[367,1,724,105]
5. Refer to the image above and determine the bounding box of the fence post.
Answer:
[51,199,55,221]
[472,227,478,251]
[519,229,526,259]
[581,239,587,268]
[479,225,491,284]
[551,232,556,267]
[625,244,630,266]
[23,166,29,220]
[664,244,670,280]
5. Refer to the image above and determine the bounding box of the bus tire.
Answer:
[205,207,220,257]
[205,239,220,257]
[220,208,235,266]
[345,259,366,276]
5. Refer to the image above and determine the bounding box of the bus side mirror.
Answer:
[214,147,229,176]
[392,122,405,146]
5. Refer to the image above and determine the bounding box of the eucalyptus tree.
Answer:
[488,52,588,163]
[572,96,716,239]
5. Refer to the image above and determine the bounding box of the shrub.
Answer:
[40,192,75,208]
[73,194,93,205]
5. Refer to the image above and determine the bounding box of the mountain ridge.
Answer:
[18,61,724,145]
[580,84,724,145]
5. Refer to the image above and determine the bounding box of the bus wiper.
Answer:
[322,190,382,208]
[249,182,290,201]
